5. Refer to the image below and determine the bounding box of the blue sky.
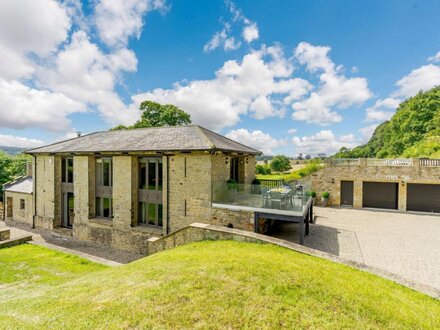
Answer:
[1,0,440,155]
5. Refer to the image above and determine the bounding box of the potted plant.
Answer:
[251,178,261,194]
[322,191,330,207]
[227,179,238,202]
[307,191,317,204]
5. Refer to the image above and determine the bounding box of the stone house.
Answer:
[8,125,259,253]
[3,175,33,227]
[311,158,440,213]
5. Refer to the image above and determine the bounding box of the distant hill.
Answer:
[0,146,26,155]
[334,86,440,158]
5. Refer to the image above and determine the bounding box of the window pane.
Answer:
[158,204,163,227]
[148,203,156,225]
[62,158,66,182]
[96,159,102,186]
[96,197,101,217]
[67,158,74,183]
[139,161,147,189]
[158,160,163,191]
[103,198,110,217]
[103,160,110,186]
[138,202,147,224]
[148,160,156,190]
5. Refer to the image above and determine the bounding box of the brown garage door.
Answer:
[407,183,440,213]
[363,182,398,210]
[340,181,354,206]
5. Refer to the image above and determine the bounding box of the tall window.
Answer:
[62,157,74,183]
[138,157,163,227]
[96,157,113,218]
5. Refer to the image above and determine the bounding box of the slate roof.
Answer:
[26,125,261,155]
[3,176,33,194]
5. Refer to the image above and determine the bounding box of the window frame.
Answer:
[61,157,74,183]
[138,157,163,227]
[95,157,113,219]
[138,201,163,227]
[20,199,25,210]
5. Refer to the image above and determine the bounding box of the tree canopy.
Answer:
[270,155,292,172]
[334,86,440,158]
[0,152,30,199]
[112,101,191,130]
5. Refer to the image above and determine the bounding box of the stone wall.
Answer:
[4,191,33,226]
[34,155,61,229]
[311,161,440,210]
[210,207,254,231]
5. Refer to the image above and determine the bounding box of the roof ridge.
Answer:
[197,126,261,154]
[194,125,216,149]
[25,131,102,154]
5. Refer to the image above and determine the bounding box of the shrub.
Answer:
[270,155,291,172]
[255,164,271,175]
[322,191,330,199]
[227,179,238,189]
[252,178,261,185]
[307,191,316,198]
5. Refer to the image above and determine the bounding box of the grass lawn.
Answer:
[256,173,287,180]
[1,242,439,329]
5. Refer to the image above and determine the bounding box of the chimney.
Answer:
[77,131,82,137]
[26,161,33,177]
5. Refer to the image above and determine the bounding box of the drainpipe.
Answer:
[32,155,37,229]
[166,155,170,235]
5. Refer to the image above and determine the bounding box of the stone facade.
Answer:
[27,151,257,253]
[4,191,33,226]
[311,159,440,211]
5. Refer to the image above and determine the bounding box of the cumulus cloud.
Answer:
[133,46,311,131]
[0,134,44,148]
[204,1,259,53]
[365,97,400,122]
[359,124,378,142]
[226,129,286,154]
[292,130,358,155]
[292,42,372,124]
[428,51,440,63]
[287,128,297,134]
[393,64,440,98]
[95,0,168,47]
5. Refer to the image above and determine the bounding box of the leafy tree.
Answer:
[255,164,271,175]
[0,152,30,199]
[112,101,191,130]
[334,86,440,158]
[304,154,311,160]
[270,155,291,172]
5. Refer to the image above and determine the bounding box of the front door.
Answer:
[340,181,354,206]
[6,197,13,218]
[62,193,74,228]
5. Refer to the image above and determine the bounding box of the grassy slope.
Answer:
[1,242,439,329]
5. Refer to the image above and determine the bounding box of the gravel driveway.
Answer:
[271,207,440,294]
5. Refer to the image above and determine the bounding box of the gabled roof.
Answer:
[3,176,33,194]
[26,125,261,155]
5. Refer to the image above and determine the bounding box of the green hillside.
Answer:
[1,242,439,329]
[335,86,440,158]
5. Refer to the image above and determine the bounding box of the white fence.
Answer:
[366,158,413,166]
[328,158,440,167]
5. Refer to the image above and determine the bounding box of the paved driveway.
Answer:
[271,207,440,294]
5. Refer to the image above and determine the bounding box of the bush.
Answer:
[255,164,271,175]
[270,155,291,172]
[306,191,316,198]
[227,179,238,190]
[322,191,330,199]
[252,178,261,185]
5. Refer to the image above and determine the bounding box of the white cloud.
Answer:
[242,22,259,43]
[94,0,168,47]
[359,124,378,142]
[0,79,85,131]
[351,66,359,73]
[365,97,400,122]
[226,129,286,154]
[393,64,440,98]
[287,129,297,134]
[0,0,71,56]
[292,130,358,155]
[204,23,241,53]
[0,134,44,148]
[204,1,259,52]
[37,31,139,126]
[133,46,311,130]
[428,51,440,63]
[292,42,372,124]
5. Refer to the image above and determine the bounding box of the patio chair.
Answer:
[270,191,283,209]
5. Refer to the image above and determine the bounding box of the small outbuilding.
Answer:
[3,176,33,227]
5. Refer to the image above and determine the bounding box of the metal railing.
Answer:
[212,182,312,214]
[328,158,440,167]
[419,159,440,167]
[259,179,285,189]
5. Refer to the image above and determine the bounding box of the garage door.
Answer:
[340,181,354,206]
[363,182,398,210]
[407,183,440,213]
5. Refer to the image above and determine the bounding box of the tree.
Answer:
[297,153,303,160]
[270,155,292,172]
[304,154,311,160]
[0,152,30,199]
[112,101,191,130]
